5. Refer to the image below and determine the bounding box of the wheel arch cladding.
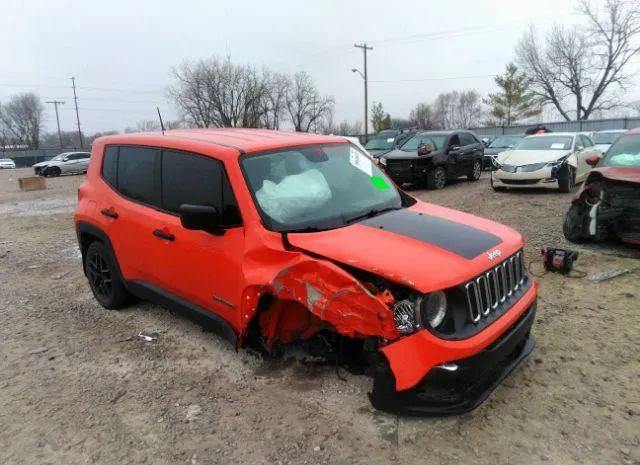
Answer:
[239,259,399,348]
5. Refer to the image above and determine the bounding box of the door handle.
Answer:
[100,208,118,219]
[153,229,175,241]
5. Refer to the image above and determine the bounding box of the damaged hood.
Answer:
[588,166,640,184]
[287,202,524,293]
[497,149,571,166]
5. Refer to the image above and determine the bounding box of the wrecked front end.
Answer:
[242,247,537,416]
[564,171,640,245]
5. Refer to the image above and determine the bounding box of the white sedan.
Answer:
[491,133,602,192]
[32,151,91,176]
[0,158,16,169]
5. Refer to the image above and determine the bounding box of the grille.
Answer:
[386,160,413,174]
[465,251,526,324]
[500,179,540,185]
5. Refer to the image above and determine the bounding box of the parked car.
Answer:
[0,158,16,169]
[75,129,537,415]
[365,128,419,159]
[33,151,91,176]
[563,128,640,245]
[591,129,627,153]
[483,135,524,169]
[380,130,484,189]
[491,133,602,192]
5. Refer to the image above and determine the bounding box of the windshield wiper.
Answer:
[344,206,400,225]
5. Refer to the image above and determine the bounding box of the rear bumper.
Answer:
[370,301,536,416]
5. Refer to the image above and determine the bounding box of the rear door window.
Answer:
[117,146,160,206]
[459,133,476,146]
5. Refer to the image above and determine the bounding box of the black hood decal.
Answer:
[360,209,502,259]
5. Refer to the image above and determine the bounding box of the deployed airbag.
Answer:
[256,169,332,223]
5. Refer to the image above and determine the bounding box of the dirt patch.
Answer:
[0,168,638,465]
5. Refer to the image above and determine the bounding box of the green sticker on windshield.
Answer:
[370,176,390,190]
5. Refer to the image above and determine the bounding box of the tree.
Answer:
[409,103,441,129]
[516,0,640,120]
[318,112,361,135]
[389,118,413,129]
[285,71,334,132]
[169,57,269,128]
[0,93,44,149]
[430,90,483,129]
[260,71,290,129]
[371,102,390,133]
[484,63,541,126]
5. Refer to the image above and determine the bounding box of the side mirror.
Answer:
[417,144,433,156]
[179,204,224,235]
[585,155,600,167]
[576,145,584,151]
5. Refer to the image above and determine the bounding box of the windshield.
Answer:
[401,133,447,151]
[515,136,573,151]
[593,132,624,145]
[601,135,640,168]
[365,137,394,150]
[241,143,402,232]
[489,136,523,148]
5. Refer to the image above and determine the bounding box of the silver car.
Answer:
[33,152,91,176]
[0,158,16,169]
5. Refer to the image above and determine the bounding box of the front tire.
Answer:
[426,167,447,190]
[85,241,130,309]
[46,167,61,177]
[563,203,589,243]
[558,167,575,193]
[468,159,482,181]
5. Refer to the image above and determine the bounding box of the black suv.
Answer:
[380,130,484,189]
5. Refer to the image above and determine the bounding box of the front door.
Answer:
[146,149,245,328]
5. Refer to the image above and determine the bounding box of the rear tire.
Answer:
[426,167,447,190]
[468,159,482,181]
[85,241,130,309]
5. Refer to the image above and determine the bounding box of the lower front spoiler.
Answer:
[369,304,536,416]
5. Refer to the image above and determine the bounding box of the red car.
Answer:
[564,127,640,245]
[74,129,537,415]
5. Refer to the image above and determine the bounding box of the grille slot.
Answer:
[465,251,527,324]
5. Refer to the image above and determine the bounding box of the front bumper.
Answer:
[370,301,536,416]
[492,167,559,189]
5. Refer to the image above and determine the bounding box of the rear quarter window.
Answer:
[102,146,118,187]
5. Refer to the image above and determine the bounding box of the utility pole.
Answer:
[70,77,84,148]
[354,43,373,142]
[45,100,65,148]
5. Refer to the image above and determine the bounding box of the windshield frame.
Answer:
[238,142,411,233]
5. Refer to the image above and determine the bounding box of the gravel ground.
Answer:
[0,167,638,465]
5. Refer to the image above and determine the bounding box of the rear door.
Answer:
[98,145,161,282]
[456,132,478,175]
[146,149,245,327]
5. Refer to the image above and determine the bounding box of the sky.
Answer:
[2,0,637,135]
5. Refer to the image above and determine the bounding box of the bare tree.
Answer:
[169,57,269,128]
[260,71,290,129]
[409,103,441,129]
[136,120,161,132]
[285,71,335,132]
[516,0,640,120]
[456,90,483,128]
[429,90,483,129]
[389,118,413,129]
[0,93,44,149]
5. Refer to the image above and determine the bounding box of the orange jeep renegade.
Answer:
[75,129,537,415]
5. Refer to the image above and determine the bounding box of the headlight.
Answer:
[417,291,448,329]
[393,299,416,335]
[545,155,569,168]
[392,291,448,335]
